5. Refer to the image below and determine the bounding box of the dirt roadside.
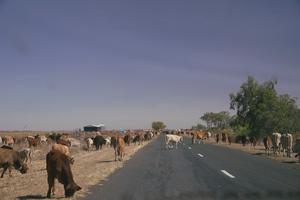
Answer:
[0,140,152,200]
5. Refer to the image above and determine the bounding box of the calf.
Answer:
[46,150,81,198]
[0,147,28,178]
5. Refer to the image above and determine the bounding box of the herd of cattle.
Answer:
[164,129,300,162]
[0,130,157,198]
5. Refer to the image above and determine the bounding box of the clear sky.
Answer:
[0,0,299,130]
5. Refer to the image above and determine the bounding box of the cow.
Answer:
[68,138,81,147]
[39,135,48,144]
[294,139,300,162]
[115,137,125,161]
[281,133,293,157]
[18,148,33,163]
[27,136,39,148]
[57,138,71,147]
[249,136,257,148]
[191,131,209,144]
[0,147,28,178]
[272,132,281,156]
[165,134,183,149]
[104,136,111,146]
[86,138,94,151]
[263,136,273,156]
[46,150,81,198]
[93,135,106,150]
[51,144,74,164]
[133,133,144,145]
[3,136,14,147]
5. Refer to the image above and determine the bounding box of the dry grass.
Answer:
[0,139,152,200]
[209,140,299,164]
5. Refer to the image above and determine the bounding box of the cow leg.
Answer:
[1,166,8,178]
[115,149,117,161]
[8,166,12,177]
[47,175,55,198]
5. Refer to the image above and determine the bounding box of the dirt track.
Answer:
[0,141,151,200]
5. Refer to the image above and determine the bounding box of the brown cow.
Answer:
[115,137,125,161]
[51,144,74,164]
[0,147,28,178]
[46,150,81,198]
[263,136,272,156]
[3,136,14,147]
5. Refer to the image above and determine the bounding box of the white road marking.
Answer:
[221,170,235,179]
[188,147,192,149]
[198,153,204,157]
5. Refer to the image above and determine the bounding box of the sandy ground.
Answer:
[0,141,152,200]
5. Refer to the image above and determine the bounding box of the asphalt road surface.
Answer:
[82,135,300,200]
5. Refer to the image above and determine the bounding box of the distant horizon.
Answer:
[1,1,299,130]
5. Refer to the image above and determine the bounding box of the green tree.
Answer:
[192,123,206,130]
[230,76,300,138]
[201,111,231,129]
[152,121,166,131]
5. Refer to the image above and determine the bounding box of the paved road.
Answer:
[82,135,300,200]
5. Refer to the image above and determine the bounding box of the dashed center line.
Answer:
[197,153,204,157]
[188,147,192,149]
[221,170,235,179]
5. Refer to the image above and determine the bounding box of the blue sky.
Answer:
[0,0,299,130]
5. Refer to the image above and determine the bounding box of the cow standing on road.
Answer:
[165,134,183,149]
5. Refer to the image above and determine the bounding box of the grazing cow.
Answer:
[115,137,125,161]
[86,138,94,151]
[93,135,106,150]
[3,136,14,147]
[51,144,74,164]
[165,134,183,149]
[18,148,33,163]
[272,132,281,156]
[46,150,81,198]
[0,147,28,178]
[281,133,293,157]
[263,136,273,156]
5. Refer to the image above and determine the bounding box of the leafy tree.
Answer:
[152,121,166,131]
[201,111,231,129]
[192,123,206,130]
[230,76,300,138]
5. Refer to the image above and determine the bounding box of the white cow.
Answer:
[18,148,33,163]
[165,134,183,149]
[86,138,94,151]
[272,132,281,156]
[281,133,293,157]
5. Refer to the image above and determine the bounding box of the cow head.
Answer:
[20,163,29,174]
[65,182,81,197]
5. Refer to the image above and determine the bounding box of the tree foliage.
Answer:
[152,121,166,131]
[200,111,231,129]
[230,76,300,138]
